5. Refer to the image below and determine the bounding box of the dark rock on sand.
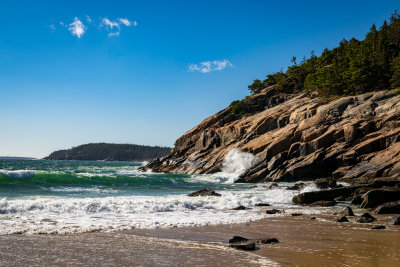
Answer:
[314,178,337,189]
[233,206,248,210]
[258,238,279,244]
[188,188,221,197]
[371,225,386,230]
[287,182,306,190]
[373,201,400,214]
[336,216,349,223]
[358,213,376,223]
[389,216,400,225]
[229,242,256,251]
[228,236,249,243]
[291,212,302,216]
[310,217,316,220]
[255,203,271,207]
[266,209,281,214]
[334,206,355,216]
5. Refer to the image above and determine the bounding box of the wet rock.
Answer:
[371,225,386,230]
[351,195,363,205]
[314,178,337,189]
[336,216,349,223]
[249,185,258,189]
[258,238,279,244]
[255,203,271,207]
[334,206,355,216]
[229,242,256,251]
[389,216,400,225]
[360,189,400,208]
[373,201,400,214]
[287,182,306,190]
[266,182,279,190]
[291,212,302,216]
[309,200,337,207]
[188,188,221,197]
[358,213,376,223]
[228,236,249,243]
[266,209,281,214]
[310,217,316,220]
[233,206,248,210]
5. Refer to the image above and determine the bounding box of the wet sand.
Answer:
[0,214,399,266]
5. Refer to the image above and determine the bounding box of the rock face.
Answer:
[373,201,400,214]
[143,89,400,185]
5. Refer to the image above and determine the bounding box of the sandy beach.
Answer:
[1,214,399,267]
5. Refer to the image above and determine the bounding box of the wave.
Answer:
[0,170,36,178]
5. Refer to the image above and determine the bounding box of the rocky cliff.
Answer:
[144,87,400,186]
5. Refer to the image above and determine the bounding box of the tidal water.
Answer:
[0,158,319,234]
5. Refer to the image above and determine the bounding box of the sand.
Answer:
[0,214,399,266]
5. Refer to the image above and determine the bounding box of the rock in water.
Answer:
[258,238,279,244]
[228,236,249,243]
[188,188,221,197]
[309,200,337,207]
[266,209,281,214]
[371,225,386,230]
[336,216,349,223]
[287,182,306,190]
[334,206,355,216]
[358,213,376,223]
[314,178,337,189]
[255,203,271,207]
[233,206,248,210]
[266,182,279,190]
[229,242,256,251]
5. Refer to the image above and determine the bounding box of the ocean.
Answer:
[0,157,320,235]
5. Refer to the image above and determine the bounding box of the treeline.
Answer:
[44,143,171,161]
[248,11,400,96]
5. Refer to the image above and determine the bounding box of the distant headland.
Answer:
[44,143,171,161]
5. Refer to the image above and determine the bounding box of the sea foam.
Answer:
[0,170,36,178]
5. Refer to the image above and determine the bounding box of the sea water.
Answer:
[0,152,319,235]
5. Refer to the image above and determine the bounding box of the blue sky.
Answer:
[0,0,399,158]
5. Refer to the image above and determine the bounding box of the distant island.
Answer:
[0,156,37,160]
[44,143,171,161]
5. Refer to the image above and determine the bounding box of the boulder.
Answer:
[334,206,355,216]
[358,213,376,223]
[229,242,256,251]
[291,212,302,216]
[255,203,271,207]
[228,236,249,243]
[266,182,279,190]
[360,189,400,208]
[266,209,281,214]
[188,188,221,197]
[292,186,359,205]
[314,178,337,189]
[373,201,400,214]
[336,216,349,223]
[287,182,306,190]
[258,238,279,244]
[371,225,386,230]
[233,206,248,210]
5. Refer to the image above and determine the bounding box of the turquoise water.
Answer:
[0,159,311,234]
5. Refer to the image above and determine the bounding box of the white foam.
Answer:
[0,170,36,178]
[0,184,304,235]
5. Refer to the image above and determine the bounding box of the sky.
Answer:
[0,0,399,158]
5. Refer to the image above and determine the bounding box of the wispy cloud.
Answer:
[100,17,137,37]
[52,16,137,38]
[68,17,86,38]
[188,59,233,73]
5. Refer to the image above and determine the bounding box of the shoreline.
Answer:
[1,213,399,266]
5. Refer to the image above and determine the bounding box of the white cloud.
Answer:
[102,18,120,30]
[118,18,131,26]
[189,59,233,73]
[108,31,120,37]
[68,17,86,38]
